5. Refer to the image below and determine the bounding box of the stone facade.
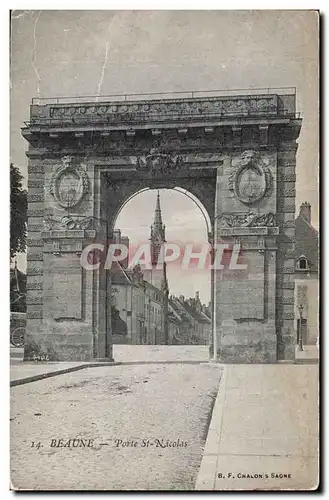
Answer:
[111,262,167,345]
[294,203,319,345]
[22,90,301,362]
[169,295,211,345]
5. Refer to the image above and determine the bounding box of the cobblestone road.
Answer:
[11,363,222,491]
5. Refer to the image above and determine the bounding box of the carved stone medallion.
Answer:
[229,150,272,205]
[49,156,89,209]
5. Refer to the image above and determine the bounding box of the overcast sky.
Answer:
[115,188,211,303]
[10,10,319,303]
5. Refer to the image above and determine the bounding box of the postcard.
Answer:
[10,10,319,491]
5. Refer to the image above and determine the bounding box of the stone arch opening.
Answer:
[111,186,212,235]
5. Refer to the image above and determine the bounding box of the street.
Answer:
[11,362,222,490]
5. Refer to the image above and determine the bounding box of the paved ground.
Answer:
[10,346,92,385]
[11,343,318,370]
[10,346,319,491]
[10,360,93,384]
[295,345,319,363]
[11,363,222,491]
[113,345,210,363]
[196,364,319,491]
[10,345,210,385]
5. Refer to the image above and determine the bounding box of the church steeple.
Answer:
[150,190,166,244]
[154,190,163,226]
[147,190,169,345]
[150,190,166,265]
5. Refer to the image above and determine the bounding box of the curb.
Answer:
[10,362,119,387]
[112,360,209,366]
[195,365,228,491]
[10,360,210,387]
[295,359,319,364]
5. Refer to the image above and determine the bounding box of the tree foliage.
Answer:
[10,268,26,312]
[10,163,27,259]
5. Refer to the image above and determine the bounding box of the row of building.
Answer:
[294,202,319,345]
[111,259,211,345]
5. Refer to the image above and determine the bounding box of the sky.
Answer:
[115,188,211,304]
[10,10,319,303]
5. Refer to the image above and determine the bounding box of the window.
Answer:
[299,258,307,270]
[296,256,309,271]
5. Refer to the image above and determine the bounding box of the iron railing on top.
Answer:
[24,108,301,128]
[31,86,297,106]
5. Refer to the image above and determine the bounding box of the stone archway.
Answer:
[112,186,213,352]
[22,90,301,362]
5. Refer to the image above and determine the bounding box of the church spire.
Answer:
[145,191,169,345]
[150,190,166,245]
[153,190,163,228]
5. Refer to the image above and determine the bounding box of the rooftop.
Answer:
[24,87,300,133]
[295,205,319,273]
[31,86,297,105]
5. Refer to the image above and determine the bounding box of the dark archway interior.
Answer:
[100,168,216,235]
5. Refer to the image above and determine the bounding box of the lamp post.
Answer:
[298,304,304,351]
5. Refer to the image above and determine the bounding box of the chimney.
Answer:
[299,202,311,224]
[113,229,121,243]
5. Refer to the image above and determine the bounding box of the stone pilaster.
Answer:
[24,229,111,361]
[276,142,298,361]
[25,157,45,356]
[213,150,279,363]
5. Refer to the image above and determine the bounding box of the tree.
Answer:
[10,163,27,259]
[10,265,26,312]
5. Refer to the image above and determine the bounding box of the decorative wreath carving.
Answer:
[216,212,276,228]
[136,142,183,176]
[43,215,95,231]
[49,156,89,209]
[229,150,272,205]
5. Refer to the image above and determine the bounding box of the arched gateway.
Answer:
[22,89,301,363]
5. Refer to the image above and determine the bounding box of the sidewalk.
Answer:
[295,345,319,364]
[196,364,319,491]
[10,347,111,386]
[10,345,209,386]
[10,359,94,386]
